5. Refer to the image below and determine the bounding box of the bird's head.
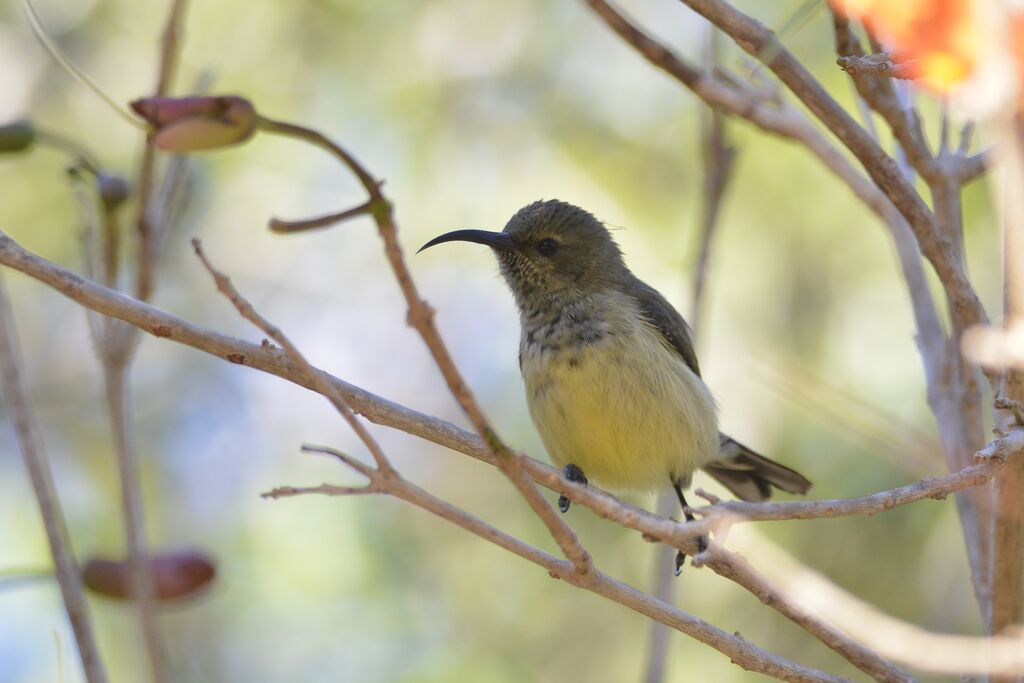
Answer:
[419,200,627,307]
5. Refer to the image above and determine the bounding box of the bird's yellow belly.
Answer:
[522,327,719,492]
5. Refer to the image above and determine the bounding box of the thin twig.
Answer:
[690,31,736,335]
[0,272,109,683]
[642,492,679,683]
[33,128,100,174]
[699,460,1001,524]
[190,239,394,474]
[101,360,166,683]
[268,200,375,233]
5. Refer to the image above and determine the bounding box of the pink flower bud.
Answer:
[130,96,257,152]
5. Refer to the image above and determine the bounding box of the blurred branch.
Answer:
[135,0,188,303]
[100,355,167,683]
[33,128,100,174]
[642,492,678,683]
[100,3,192,680]
[959,148,990,184]
[689,31,736,336]
[265,449,845,683]
[989,117,1024,634]
[0,272,109,683]
[739,528,1024,677]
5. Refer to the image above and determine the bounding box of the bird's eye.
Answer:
[537,238,559,257]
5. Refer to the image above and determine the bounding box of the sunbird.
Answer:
[420,200,811,572]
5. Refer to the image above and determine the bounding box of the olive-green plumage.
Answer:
[420,199,811,508]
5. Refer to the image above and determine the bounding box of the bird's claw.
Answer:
[558,464,588,513]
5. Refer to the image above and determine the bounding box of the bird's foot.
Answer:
[674,499,708,576]
[674,533,708,576]
[558,464,588,513]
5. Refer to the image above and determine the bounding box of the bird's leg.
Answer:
[672,481,707,576]
[558,464,588,513]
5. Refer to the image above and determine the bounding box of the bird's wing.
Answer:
[628,278,702,377]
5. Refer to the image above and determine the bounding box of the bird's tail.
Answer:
[703,435,812,502]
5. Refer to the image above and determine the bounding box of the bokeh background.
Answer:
[0,0,1003,681]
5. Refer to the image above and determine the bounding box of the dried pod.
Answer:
[82,549,216,602]
[130,95,257,152]
[0,120,35,153]
[96,173,130,210]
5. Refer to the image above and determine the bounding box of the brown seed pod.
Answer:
[82,550,216,602]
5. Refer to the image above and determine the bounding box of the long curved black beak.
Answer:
[417,229,513,254]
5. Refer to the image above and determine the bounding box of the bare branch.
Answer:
[673,0,988,334]
[268,200,374,233]
[690,39,736,335]
[268,450,847,683]
[101,360,166,682]
[264,483,377,498]
[0,272,109,683]
[698,460,1001,524]
[959,148,990,184]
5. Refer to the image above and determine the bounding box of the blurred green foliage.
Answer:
[0,0,1000,681]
